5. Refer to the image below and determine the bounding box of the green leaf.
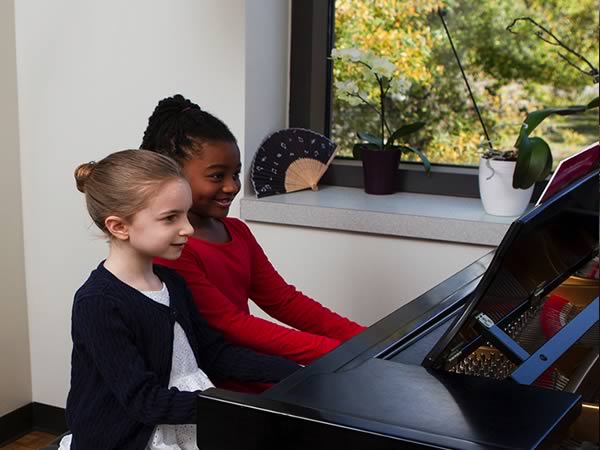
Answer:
[512,97,598,183]
[587,96,599,109]
[512,137,552,189]
[357,132,383,148]
[387,122,426,146]
[399,145,431,174]
[513,138,532,189]
[515,105,589,146]
[529,137,553,181]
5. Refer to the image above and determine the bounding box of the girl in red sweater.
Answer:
[141,95,365,388]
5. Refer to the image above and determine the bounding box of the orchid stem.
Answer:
[377,75,386,149]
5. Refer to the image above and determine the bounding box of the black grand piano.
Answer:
[197,169,599,449]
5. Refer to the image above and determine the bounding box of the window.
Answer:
[289,0,598,197]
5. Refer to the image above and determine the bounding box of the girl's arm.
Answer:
[183,288,300,382]
[73,295,198,425]
[242,224,366,341]
[165,249,343,365]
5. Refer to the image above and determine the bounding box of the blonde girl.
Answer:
[63,150,298,450]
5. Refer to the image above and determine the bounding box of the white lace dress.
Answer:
[59,283,213,450]
[144,283,214,450]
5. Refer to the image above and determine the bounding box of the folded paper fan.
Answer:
[251,128,337,198]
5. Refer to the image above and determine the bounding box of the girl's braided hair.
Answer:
[140,94,236,161]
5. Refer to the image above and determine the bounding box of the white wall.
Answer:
[249,224,491,325]
[244,0,289,191]
[7,0,492,411]
[14,0,245,408]
[0,0,32,417]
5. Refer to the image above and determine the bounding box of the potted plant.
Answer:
[479,18,599,216]
[479,97,599,216]
[330,48,431,195]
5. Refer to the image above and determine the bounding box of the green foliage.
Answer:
[388,122,426,145]
[331,0,599,169]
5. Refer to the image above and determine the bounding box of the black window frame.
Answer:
[288,0,546,199]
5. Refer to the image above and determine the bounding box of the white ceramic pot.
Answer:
[478,157,534,217]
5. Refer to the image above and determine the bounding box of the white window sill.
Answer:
[240,186,521,246]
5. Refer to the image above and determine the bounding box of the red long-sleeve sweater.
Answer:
[155,218,365,366]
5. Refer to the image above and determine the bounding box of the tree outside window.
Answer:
[331,0,599,167]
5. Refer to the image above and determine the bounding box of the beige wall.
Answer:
[5,0,492,411]
[14,0,245,408]
[248,224,491,325]
[0,0,32,417]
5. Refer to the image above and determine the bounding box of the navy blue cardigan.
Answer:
[66,263,299,449]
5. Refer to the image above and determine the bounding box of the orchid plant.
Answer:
[504,17,599,189]
[331,47,431,173]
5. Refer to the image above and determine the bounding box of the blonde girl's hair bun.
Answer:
[74,161,97,193]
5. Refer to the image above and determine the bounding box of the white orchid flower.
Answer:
[335,80,363,105]
[331,47,365,62]
[335,80,358,95]
[342,47,365,61]
[368,55,396,78]
[344,95,363,106]
[390,76,412,95]
[390,92,408,102]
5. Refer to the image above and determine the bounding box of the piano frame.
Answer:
[197,169,599,449]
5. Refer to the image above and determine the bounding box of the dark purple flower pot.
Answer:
[354,144,401,195]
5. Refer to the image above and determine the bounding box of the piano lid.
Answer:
[197,359,582,450]
[423,168,599,372]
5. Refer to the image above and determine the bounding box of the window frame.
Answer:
[288,0,546,199]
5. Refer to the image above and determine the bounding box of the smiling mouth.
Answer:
[214,198,233,207]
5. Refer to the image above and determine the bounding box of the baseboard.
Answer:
[0,402,67,446]
[0,403,32,445]
[32,403,68,434]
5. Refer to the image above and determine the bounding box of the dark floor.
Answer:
[1,432,57,450]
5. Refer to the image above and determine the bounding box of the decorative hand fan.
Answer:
[251,128,337,198]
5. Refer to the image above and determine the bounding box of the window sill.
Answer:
[241,186,520,246]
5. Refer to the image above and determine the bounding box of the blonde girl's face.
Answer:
[126,178,194,260]
[182,141,241,220]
